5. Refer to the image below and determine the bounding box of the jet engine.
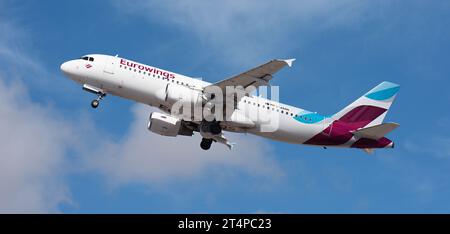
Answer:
[147,112,193,137]
[148,112,181,137]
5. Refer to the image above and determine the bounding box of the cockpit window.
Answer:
[81,56,94,62]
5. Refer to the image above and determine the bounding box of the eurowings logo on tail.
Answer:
[301,81,400,152]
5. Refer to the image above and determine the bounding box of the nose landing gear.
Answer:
[91,99,100,109]
[90,93,106,109]
[82,84,106,109]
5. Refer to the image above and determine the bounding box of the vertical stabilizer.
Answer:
[333,81,400,128]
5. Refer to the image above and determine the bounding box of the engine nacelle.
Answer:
[147,112,182,137]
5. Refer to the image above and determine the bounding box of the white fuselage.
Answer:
[61,53,399,152]
[61,54,326,145]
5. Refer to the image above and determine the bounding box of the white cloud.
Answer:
[0,12,78,213]
[0,78,75,213]
[0,21,47,77]
[85,105,282,186]
[112,0,370,65]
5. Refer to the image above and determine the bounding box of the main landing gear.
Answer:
[200,120,222,135]
[200,138,213,151]
[199,120,222,150]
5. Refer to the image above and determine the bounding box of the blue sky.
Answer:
[1,0,450,213]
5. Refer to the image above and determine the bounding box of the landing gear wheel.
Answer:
[200,138,213,151]
[91,99,100,109]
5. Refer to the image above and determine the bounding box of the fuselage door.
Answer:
[104,56,116,75]
[102,56,123,92]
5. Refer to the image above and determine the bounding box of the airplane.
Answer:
[60,54,399,153]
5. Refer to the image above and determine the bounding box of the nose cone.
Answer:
[60,61,71,75]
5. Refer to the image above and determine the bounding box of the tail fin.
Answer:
[333,81,400,128]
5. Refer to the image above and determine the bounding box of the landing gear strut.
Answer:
[200,120,222,135]
[210,123,222,135]
[82,84,106,109]
[200,138,213,151]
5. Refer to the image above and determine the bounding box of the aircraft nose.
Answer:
[60,61,68,73]
[60,61,71,74]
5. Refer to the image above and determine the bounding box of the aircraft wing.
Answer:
[212,133,235,150]
[207,58,295,91]
[203,58,295,112]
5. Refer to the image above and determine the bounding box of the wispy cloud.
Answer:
[404,136,450,159]
[0,10,78,213]
[111,0,371,65]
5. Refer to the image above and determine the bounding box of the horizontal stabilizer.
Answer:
[353,122,399,140]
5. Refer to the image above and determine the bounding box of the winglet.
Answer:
[283,58,296,67]
[362,148,375,155]
[227,142,236,150]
